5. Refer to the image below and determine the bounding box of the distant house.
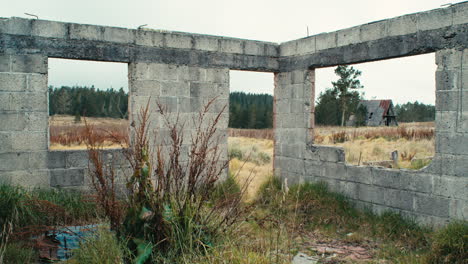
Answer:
[347,99,398,126]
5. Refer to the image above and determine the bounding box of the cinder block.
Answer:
[219,39,243,54]
[244,41,264,56]
[337,26,360,47]
[290,99,305,113]
[0,17,32,35]
[190,82,217,98]
[460,112,468,132]
[166,33,192,49]
[383,189,414,211]
[0,133,12,153]
[129,79,161,96]
[215,83,229,99]
[28,151,48,169]
[436,132,468,156]
[372,168,401,189]
[265,43,279,57]
[156,96,178,112]
[357,184,385,205]
[400,172,433,194]
[360,20,387,42]
[11,55,47,74]
[315,146,345,162]
[436,49,462,69]
[10,132,47,152]
[296,37,315,55]
[31,20,67,38]
[178,66,205,82]
[0,73,27,91]
[0,113,27,131]
[205,68,229,84]
[194,36,219,52]
[133,29,153,46]
[133,30,165,47]
[50,168,85,187]
[436,91,459,111]
[160,81,189,97]
[0,92,47,112]
[323,162,347,180]
[453,2,468,25]
[0,152,29,170]
[417,8,452,31]
[435,69,461,91]
[129,63,179,81]
[315,32,337,51]
[275,99,291,115]
[279,40,297,56]
[27,74,47,92]
[387,14,418,36]
[414,194,450,217]
[340,181,358,199]
[69,23,103,41]
[0,55,10,72]
[281,143,305,158]
[10,170,49,188]
[449,199,468,220]
[65,150,89,168]
[435,111,457,132]
[433,175,468,200]
[433,154,468,177]
[280,113,297,128]
[103,27,130,43]
[47,151,66,169]
[347,165,373,184]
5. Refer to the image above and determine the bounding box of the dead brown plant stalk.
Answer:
[83,117,124,231]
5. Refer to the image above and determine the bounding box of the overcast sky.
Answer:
[3,0,457,105]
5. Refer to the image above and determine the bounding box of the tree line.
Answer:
[229,92,273,129]
[49,81,435,127]
[48,86,128,119]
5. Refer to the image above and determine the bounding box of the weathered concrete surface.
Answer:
[0,18,279,71]
[0,2,467,226]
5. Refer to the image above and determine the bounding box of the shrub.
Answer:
[427,221,468,264]
[66,227,128,264]
[257,152,271,165]
[86,98,245,263]
[228,147,243,160]
[331,131,347,143]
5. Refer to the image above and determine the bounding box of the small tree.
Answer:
[332,65,363,126]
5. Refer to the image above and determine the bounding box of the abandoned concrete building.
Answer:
[0,2,467,226]
[348,99,398,127]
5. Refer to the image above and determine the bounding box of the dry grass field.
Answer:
[228,137,274,201]
[50,116,434,170]
[49,115,128,150]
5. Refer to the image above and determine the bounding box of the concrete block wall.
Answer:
[274,69,313,183]
[275,49,468,225]
[0,2,467,226]
[0,54,49,187]
[280,2,467,58]
[129,62,229,168]
[279,2,468,71]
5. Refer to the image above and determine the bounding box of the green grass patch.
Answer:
[0,184,98,228]
[1,242,37,264]
[66,227,129,264]
[427,221,468,263]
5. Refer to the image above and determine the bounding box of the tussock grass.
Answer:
[427,221,468,264]
[1,242,36,264]
[66,227,129,264]
[0,184,97,229]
